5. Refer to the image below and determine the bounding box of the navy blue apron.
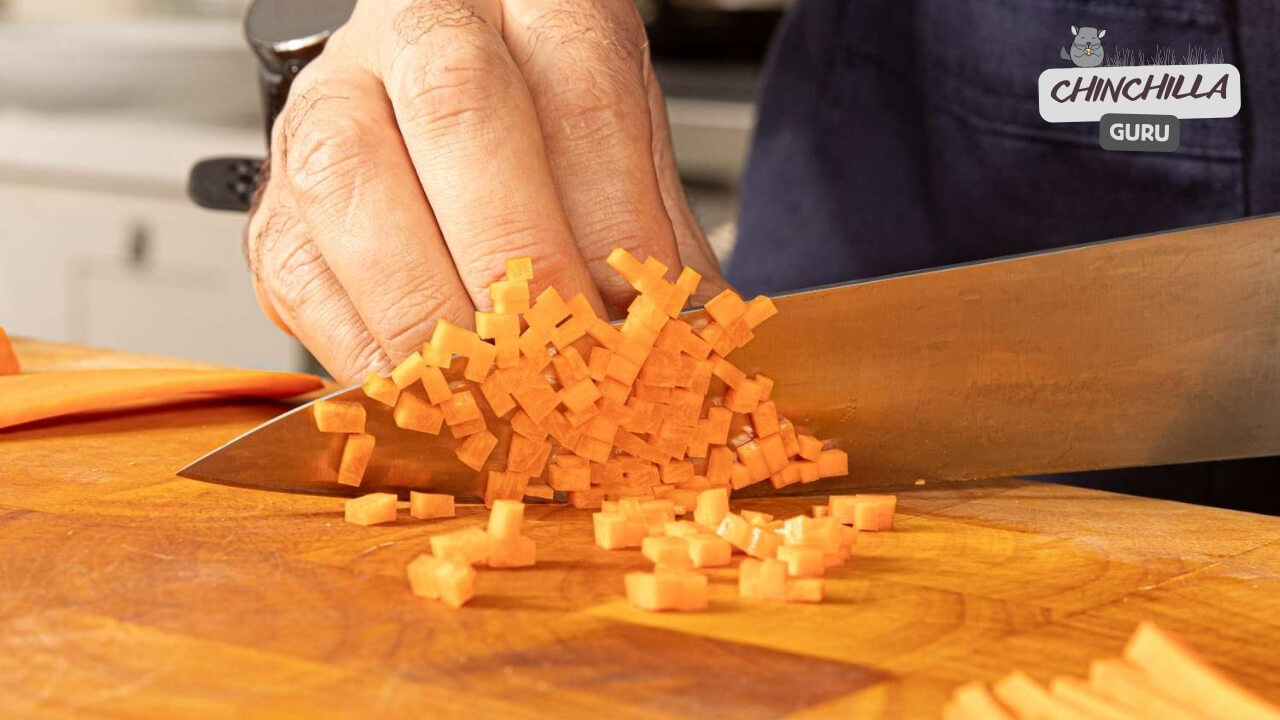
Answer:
[730,0,1279,513]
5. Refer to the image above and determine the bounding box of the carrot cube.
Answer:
[715,512,752,551]
[730,464,757,490]
[490,279,531,315]
[796,461,821,484]
[456,430,498,471]
[797,434,824,461]
[573,436,612,464]
[393,392,444,434]
[604,352,641,386]
[854,501,880,531]
[479,371,516,419]
[813,505,829,518]
[558,378,601,415]
[476,311,519,340]
[818,449,849,478]
[593,512,630,549]
[778,419,800,457]
[524,483,555,500]
[510,434,553,477]
[743,295,778,329]
[745,526,781,559]
[664,521,706,538]
[548,456,590,491]
[362,373,399,407]
[689,359,714,396]
[687,534,733,568]
[511,377,561,424]
[391,351,426,389]
[518,325,552,363]
[525,286,570,331]
[597,377,631,405]
[488,535,536,568]
[344,492,396,526]
[430,525,490,565]
[421,339,452,368]
[551,294,597,350]
[406,554,443,598]
[704,288,748,326]
[495,334,520,369]
[784,578,824,604]
[770,464,802,490]
[448,417,488,439]
[659,461,695,486]
[740,510,774,525]
[463,346,495,384]
[642,536,692,568]
[441,390,482,427]
[757,434,788,474]
[754,373,775,401]
[505,256,534,281]
[739,558,787,600]
[436,560,477,609]
[724,379,763,414]
[338,433,376,487]
[416,365,451,405]
[627,293,669,332]
[484,470,528,508]
[487,498,525,539]
[550,347,590,385]
[706,407,734,440]
[509,409,547,441]
[586,318,623,350]
[625,571,708,612]
[710,355,746,388]
[824,546,851,568]
[829,495,859,524]
[736,440,771,483]
[606,247,645,284]
[777,545,825,578]
[409,492,454,520]
[430,319,478,359]
[315,399,366,434]
[749,401,780,438]
[568,488,605,509]
[857,494,898,529]
[665,266,701,317]
[692,488,729,528]
[587,346,612,382]
[701,446,730,486]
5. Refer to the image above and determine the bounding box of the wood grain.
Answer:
[1,339,1278,718]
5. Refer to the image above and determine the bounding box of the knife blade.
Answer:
[179,214,1280,498]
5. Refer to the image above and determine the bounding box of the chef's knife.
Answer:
[178,214,1280,498]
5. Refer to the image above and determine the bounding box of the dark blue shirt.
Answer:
[730,0,1279,513]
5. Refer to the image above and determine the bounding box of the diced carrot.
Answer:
[743,525,781,559]
[812,505,829,518]
[952,682,1016,720]
[0,327,19,375]
[362,372,399,407]
[749,401,780,438]
[818,448,849,478]
[627,294,669,333]
[664,266,701,317]
[448,417,488,438]
[1089,659,1203,720]
[593,512,634,549]
[686,420,712,459]
[510,376,560,424]
[573,435,613,464]
[776,544,824,578]
[754,373,775,401]
[435,560,477,609]
[723,317,754,349]
[743,295,779,329]
[724,379,763,413]
[777,418,799,454]
[490,278,531,315]
[638,255,670,291]
[852,501,880,531]
[475,311,519,340]
[390,351,425,389]
[314,399,366,434]
[463,344,496,383]
[779,516,842,553]
[857,494,898,529]
[658,460,694,486]
[456,430,499,471]
[791,461,819,484]
[422,339,452,368]
[606,247,645,285]
[586,318,623,350]
[568,488,605,509]
[550,347,590,385]
[729,464,757,490]
[757,434,789,474]
[519,325,552,364]
[479,371,516,418]
[430,526,490,565]
[430,319,480,360]
[525,286,570,331]
[441,390,482,427]
[664,520,705,538]
[419,365,453,405]
[692,488,729,528]
[344,492,397,526]
[495,334,520,369]
[487,498,525,539]
[616,333,653,364]
[624,570,708,612]
[797,434,824,461]
[525,483,556,500]
[552,294,598,350]
[687,534,733,568]
[393,392,444,434]
[710,355,746,388]
[991,671,1079,720]
[488,535,537,568]
[484,470,528,507]
[603,352,641,386]
[736,440,771,483]
[505,256,534,281]
[509,409,547,441]
[1049,677,1140,720]
[507,434,552,477]
[558,378,601,416]
[1124,621,1280,720]
[338,433,376,487]
[770,463,802,490]
[739,558,787,600]
[740,510,774,525]
[823,546,851,568]
[698,322,735,357]
[705,288,748,326]
[829,495,858,524]
[406,554,444,598]
[715,512,751,550]
[784,578,824,604]
[409,492,454,520]
[641,536,693,569]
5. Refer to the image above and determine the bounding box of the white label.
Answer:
[1038,64,1240,123]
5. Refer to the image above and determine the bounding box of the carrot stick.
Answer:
[0,368,323,430]
[1123,622,1280,720]
[991,671,1084,720]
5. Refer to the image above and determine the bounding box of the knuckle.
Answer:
[392,0,486,47]
[389,36,515,136]
[278,97,376,205]
[370,274,471,355]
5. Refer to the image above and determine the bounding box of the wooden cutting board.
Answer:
[1,339,1277,719]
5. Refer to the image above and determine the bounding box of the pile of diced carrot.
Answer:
[944,621,1280,720]
[314,251,850,506]
[403,498,538,609]
[597,489,896,611]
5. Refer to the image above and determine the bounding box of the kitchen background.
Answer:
[0,0,785,372]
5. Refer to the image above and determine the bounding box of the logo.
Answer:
[1038,26,1240,152]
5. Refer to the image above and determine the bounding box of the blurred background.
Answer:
[0,0,786,372]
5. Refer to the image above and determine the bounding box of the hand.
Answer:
[245,0,727,383]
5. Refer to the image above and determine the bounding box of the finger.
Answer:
[246,179,394,384]
[642,51,730,305]
[501,0,680,313]
[360,0,606,316]
[273,50,475,362]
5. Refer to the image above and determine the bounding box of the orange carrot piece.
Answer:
[778,418,800,456]
[586,318,623,350]
[597,377,631,405]
[776,544,825,578]
[758,434,789,474]
[692,488,729,528]
[784,578,824,604]
[390,351,425,389]
[407,554,444,598]
[525,286,570,331]
[507,434,552,476]
[729,464,756,490]
[441,390,482,427]
[487,498,525,539]
[587,346,612,382]
[338,433,376,487]
[818,448,849,478]
[1089,659,1204,720]
[490,278,531,315]
[743,295,779,329]
[641,536,692,568]
[754,373,775,401]
[664,266,701,318]
[419,365,453,405]
[548,455,590,491]
[0,327,18,375]
[550,347,590,385]
[1049,677,1141,720]
[344,492,397,526]
[739,557,787,600]
[724,379,763,413]
[749,400,781,438]
[435,560,477,609]
[314,399,366,434]
[456,430,499,471]
[479,371,516,418]
[524,483,556,500]
[625,570,708,612]
[797,433,824,461]
[430,526,491,565]
[505,256,534,281]
[393,392,444,434]
[659,460,695,486]
[952,682,1016,720]
[710,355,746,388]
[508,409,547,441]
[704,288,748,326]
[558,378,602,415]
[463,343,496,383]
[484,470,529,507]
[740,509,774,525]
[362,372,399,407]
[551,293,597,350]
[448,417,488,439]
[606,247,645,284]
[475,311,519,340]
[409,492,454,520]
[736,440,771,483]
[1124,621,1280,720]
[422,340,452,368]
[488,535,537,568]
[593,511,639,549]
[857,493,898,529]
[687,533,733,568]
[510,375,561,424]
[794,461,821,484]
[991,671,1081,720]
